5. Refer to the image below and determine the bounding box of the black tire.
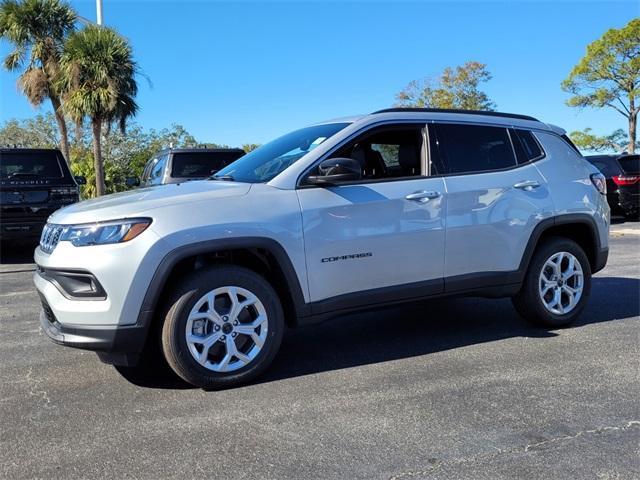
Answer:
[161,265,284,389]
[113,333,189,389]
[512,237,592,328]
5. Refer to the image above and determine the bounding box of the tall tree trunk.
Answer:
[629,111,636,154]
[92,118,106,197]
[50,96,71,165]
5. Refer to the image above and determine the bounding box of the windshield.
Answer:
[214,122,350,183]
[0,151,64,178]
[172,151,244,178]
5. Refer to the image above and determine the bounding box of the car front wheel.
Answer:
[161,265,284,389]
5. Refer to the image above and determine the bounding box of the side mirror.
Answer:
[74,175,87,185]
[125,176,140,187]
[306,158,362,185]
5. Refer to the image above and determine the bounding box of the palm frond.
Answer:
[59,25,138,129]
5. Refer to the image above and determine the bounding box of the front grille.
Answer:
[40,224,65,254]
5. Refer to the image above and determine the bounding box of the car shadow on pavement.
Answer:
[129,275,639,390]
[256,276,640,387]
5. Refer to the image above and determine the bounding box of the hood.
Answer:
[49,180,252,224]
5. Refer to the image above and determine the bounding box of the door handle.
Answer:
[513,180,540,191]
[405,190,441,202]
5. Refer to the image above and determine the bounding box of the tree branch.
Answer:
[606,101,630,118]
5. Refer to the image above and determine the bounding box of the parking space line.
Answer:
[0,290,36,298]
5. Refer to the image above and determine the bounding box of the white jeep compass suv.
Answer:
[35,109,610,389]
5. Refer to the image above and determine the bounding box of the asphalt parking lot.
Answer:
[1,221,639,480]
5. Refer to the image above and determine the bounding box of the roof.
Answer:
[372,107,538,122]
[312,108,557,133]
[156,147,245,153]
[0,147,62,153]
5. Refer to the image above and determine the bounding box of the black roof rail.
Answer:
[372,108,539,122]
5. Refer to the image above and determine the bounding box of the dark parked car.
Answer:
[139,147,245,186]
[0,148,85,241]
[586,153,639,218]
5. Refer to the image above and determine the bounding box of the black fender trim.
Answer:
[136,236,309,327]
[518,213,606,275]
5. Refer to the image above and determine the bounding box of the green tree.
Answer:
[395,61,496,111]
[0,0,76,163]
[0,113,60,147]
[242,143,260,153]
[0,117,203,197]
[562,19,640,153]
[569,128,628,153]
[58,25,138,196]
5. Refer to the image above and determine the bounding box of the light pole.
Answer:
[96,0,103,25]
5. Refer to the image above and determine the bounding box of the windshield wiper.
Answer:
[210,174,235,181]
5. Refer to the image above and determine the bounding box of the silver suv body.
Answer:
[35,109,610,388]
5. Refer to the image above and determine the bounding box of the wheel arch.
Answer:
[519,214,606,277]
[136,237,309,345]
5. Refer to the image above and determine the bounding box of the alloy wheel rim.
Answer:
[538,251,584,315]
[185,286,268,372]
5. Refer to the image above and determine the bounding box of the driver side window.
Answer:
[327,125,425,181]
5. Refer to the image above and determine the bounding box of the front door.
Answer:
[296,124,446,305]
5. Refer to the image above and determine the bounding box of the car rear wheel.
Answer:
[161,266,284,389]
[512,237,592,327]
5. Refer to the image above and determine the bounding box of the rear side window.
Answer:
[0,151,63,178]
[617,155,640,174]
[171,151,245,178]
[431,124,516,175]
[511,129,544,164]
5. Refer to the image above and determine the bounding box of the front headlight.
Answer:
[59,218,152,247]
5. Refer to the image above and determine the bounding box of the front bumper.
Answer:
[34,227,170,365]
[39,298,148,366]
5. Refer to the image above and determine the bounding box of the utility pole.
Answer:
[96,0,103,25]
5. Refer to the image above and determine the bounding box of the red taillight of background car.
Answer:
[612,175,640,186]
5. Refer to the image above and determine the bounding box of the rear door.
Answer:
[429,123,554,286]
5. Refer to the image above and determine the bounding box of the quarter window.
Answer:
[512,129,544,164]
[431,124,517,175]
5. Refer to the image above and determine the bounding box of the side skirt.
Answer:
[298,271,522,326]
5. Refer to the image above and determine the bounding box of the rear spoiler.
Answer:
[544,123,566,136]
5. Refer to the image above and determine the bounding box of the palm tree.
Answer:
[0,0,75,163]
[58,26,138,196]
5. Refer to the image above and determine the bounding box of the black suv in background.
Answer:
[0,148,85,241]
[139,147,245,186]
[586,153,639,218]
